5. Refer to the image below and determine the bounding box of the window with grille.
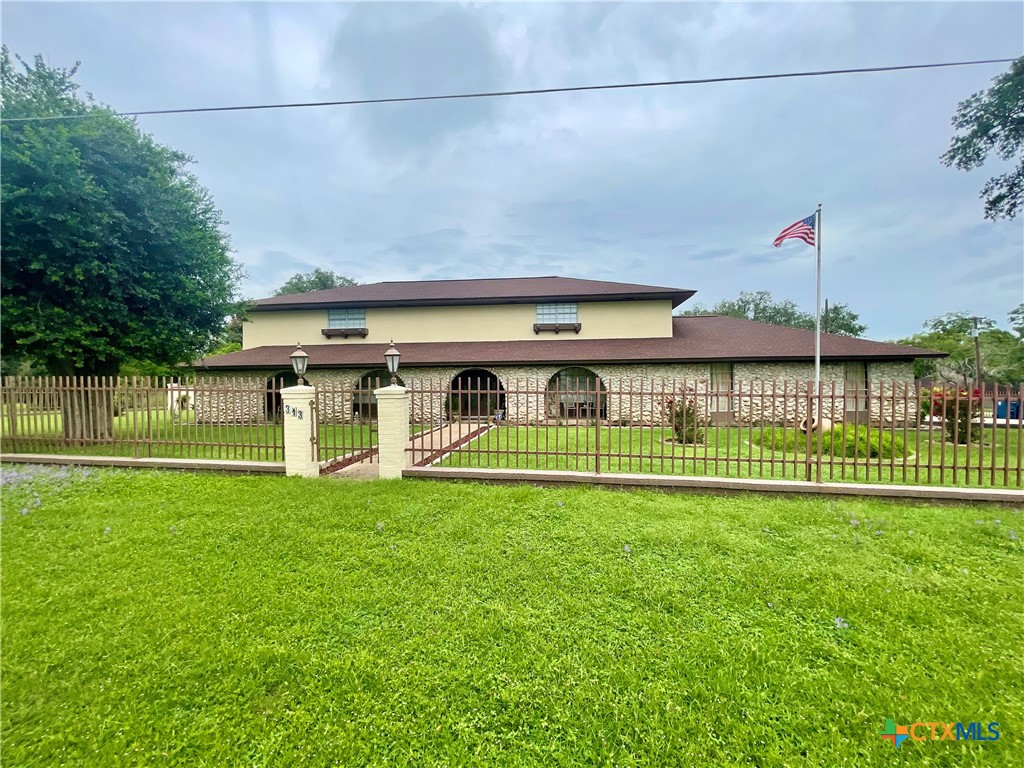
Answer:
[844,362,869,410]
[536,303,578,324]
[709,363,734,412]
[327,308,367,329]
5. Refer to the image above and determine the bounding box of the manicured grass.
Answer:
[2,466,1021,766]
[435,424,1024,487]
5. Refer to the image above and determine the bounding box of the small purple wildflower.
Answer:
[557,501,564,508]
[834,617,849,630]
[624,544,632,555]
[20,508,29,516]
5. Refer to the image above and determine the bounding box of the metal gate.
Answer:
[313,378,380,474]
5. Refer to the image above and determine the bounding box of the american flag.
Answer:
[773,214,816,247]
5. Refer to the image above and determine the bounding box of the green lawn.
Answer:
[433,424,1024,487]
[2,466,1021,766]
[0,406,382,462]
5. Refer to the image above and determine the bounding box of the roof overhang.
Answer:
[252,290,697,312]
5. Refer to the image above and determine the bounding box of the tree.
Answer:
[1,49,240,438]
[274,268,358,295]
[677,290,867,337]
[897,311,1024,385]
[1009,303,1024,338]
[942,56,1024,221]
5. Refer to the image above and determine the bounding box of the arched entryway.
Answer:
[266,370,299,422]
[449,368,506,421]
[353,369,405,418]
[546,367,607,420]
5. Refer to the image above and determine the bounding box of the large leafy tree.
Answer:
[942,56,1024,220]
[897,310,1024,385]
[274,268,358,295]
[678,290,867,337]
[1,49,240,435]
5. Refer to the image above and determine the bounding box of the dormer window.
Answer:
[322,308,368,338]
[534,302,581,334]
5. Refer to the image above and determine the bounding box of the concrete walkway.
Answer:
[324,422,491,480]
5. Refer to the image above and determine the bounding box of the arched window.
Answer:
[265,370,298,422]
[449,369,505,420]
[546,367,607,419]
[353,369,404,418]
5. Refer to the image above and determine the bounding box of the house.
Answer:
[194,276,942,423]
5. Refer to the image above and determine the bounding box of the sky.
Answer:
[3,1,1022,340]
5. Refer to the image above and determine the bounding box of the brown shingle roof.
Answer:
[196,315,944,370]
[254,275,696,310]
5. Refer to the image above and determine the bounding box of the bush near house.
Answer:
[752,425,907,459]
[663,392,707,445]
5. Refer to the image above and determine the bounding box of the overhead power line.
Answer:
[2,57,1017,123]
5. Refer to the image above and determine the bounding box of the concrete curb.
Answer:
[1,454,285,474]
[403,466,1024,504]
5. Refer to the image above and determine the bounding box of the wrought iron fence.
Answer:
[1,375,287,461]
[406,378,1024,488]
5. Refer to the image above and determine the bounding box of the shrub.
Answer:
[819,426,906,459]
[663,393,706,445]
[751,425,906,459]
[930,387,982,444]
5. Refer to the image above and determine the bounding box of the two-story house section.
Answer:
[196,275,942,423]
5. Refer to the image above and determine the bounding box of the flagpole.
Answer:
[814,203,822,412]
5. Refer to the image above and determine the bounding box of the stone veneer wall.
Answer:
[191,361,917,425]
[868,361,918,423]
[733,362,917,424]
[190,375,270,424]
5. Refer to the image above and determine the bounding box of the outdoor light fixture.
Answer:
[290,342,309,385]
[384,340,401,386]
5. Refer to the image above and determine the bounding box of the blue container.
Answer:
[996,400,1021,419]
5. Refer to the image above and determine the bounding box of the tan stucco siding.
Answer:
[242,300,673,349]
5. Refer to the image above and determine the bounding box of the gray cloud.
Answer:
[2,1,1021,340]
[327,3,507,153]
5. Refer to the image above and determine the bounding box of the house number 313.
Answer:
[284,404,304,420]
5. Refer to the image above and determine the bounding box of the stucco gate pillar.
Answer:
[281,384,319,478]
[375,384,411,480]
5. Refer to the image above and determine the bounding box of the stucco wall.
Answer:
[242,300,673,349]
[193,361,917,425]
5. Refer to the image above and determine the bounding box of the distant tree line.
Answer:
[676,290,867,337]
